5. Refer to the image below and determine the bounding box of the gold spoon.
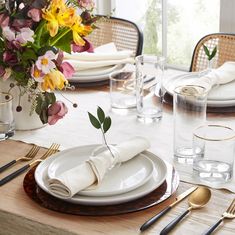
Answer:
[160,187,211,235]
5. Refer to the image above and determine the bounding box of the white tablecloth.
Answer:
[12,90,235,193]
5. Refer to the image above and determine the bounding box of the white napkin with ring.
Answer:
[48,137,150,198]
[191,61,235,91]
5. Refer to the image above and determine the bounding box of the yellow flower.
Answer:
[71,16,92,45]
[41,70,68,91]
[42,0,76,37]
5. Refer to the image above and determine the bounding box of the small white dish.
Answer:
[47,151,154,197]
[163,72,235,107]
[35,145,168,205]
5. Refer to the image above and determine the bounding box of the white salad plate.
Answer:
[70,64,123,83]
[47,150,154,197]
[35,145,167,206]
[163,72,235,107]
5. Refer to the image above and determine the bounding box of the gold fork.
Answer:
[203,198,235,235]
[0,145,40,173]
[0,143,60,186]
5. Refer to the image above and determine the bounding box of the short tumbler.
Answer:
[173,85,207,163]
[135,55,165,123]
[109,70,136,110]
[0,92,15,140]
[193,124,235,183]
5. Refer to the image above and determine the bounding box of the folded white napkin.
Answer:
[190,61,235,91]
[69,57,135,71]
[64,42,134,71]
[48,137,150,198]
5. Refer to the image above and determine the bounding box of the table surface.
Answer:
[0,86,235,235]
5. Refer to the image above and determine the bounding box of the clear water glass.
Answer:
[135,55,165,123]
[0,92,15,140]
[173,85,208,163]
[193,124,235,184]
[109,69,136,110]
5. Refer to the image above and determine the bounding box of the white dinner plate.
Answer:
[163,72,235,107]
[47,151,154,197]
[35,145,168,205]
[70,64,124,83]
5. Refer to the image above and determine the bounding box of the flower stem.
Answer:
[50,28,71,46]
[101,128,115,159]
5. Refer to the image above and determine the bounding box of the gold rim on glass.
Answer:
[194,124,235,141]
[174,85,208,97]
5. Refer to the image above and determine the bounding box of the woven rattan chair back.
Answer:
[87,16,143,56]
[190,33,235,72]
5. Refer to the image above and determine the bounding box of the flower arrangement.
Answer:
[0,0,97,125]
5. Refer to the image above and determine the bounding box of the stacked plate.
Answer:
[35,145,168,206]
[163,72,235,108]
[69,65,125,84]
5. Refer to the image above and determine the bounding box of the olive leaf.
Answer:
[203,44,217,61]
[103,116,111,133]
[88,107,112,148]
[88,112,101,129]
[97,106,105,124]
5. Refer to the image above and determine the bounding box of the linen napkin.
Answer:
[48,136,150,198]
[64,42,134,71]
[190,61,235,91]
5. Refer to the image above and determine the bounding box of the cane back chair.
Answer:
[190,33,235,72]
[87,16,143,57]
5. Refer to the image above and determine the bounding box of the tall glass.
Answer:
[135,55,165,123]
[173,85,207,163]
[0,92,15,140]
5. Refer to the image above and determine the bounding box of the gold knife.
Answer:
[140,186,198,232]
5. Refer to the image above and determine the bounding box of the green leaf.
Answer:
[88,112,101,129]
[44,92,56,105]
[203,44,210,57]
[39,109,48,124]
[53,30,72,54]
[209,46,217,61]
[103,116,111,133]
[22,48,37,61]
[97,106,105,123]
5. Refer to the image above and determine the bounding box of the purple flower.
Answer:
[16,28,34,44]
[72,38,94,53]
[3,51,18,65]
[0,14,9,28]
[47,101,68,125]
[27,8,41,22]
[2,26,15,41]
[12,19,33,31]
[60,62,75,78]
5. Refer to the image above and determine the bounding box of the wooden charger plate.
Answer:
[23,161,179,216]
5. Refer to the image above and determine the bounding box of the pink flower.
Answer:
[47,101,68,125]
[0,14,9,28]
[72,38,94,53]
[2,26,15,41]
[36,51,57,74]
[27,8,41,22]
[59,62,75,78]
[2,68,12,81]
[0,66,11,81]
[77,0,95,10]
[31,65,44,82]
[16,28,34,44]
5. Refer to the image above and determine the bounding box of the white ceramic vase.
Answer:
[0,79,45,130]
